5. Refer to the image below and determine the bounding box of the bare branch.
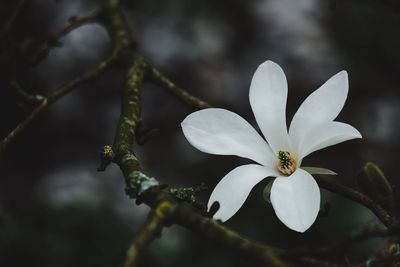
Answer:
[123,205,172,267]
[0,53,116,152]
[48,11,99,45]
[0,0,25,36]
[30,10,100,65]
[171,198,287,266]
[315,175,398,228]
[148,65,212,110]
[286,225,399,257]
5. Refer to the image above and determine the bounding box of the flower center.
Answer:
[277,150,296,176]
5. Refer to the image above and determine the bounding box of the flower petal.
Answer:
[208,164,277,222]
[249,60,290,153]
[181,108,275,167]
[289,71,348,153]
[298,121,362,158]
[270,169,320,232]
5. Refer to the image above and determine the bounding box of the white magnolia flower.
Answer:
[181,60,362,232]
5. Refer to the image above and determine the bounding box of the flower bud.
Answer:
[356,162,393,209]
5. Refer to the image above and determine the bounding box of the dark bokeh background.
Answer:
[1,0,399,266]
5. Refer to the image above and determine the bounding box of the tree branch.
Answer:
[147,65,213,109]
[0,0,25,36]
[31,10,100,66]
[123,204,172,267]
[48,11,99,45]
[315,175,398,228]
[286,225,398,257]
[0,52,116,152]
[1,2,132,152]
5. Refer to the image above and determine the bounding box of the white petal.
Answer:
[249,61,290,153]
[298,121,362,158]
[208,164,278,222]
[181,108,275,167]
[270,169,320,232]
[289,71,348,153]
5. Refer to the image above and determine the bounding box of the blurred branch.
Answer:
[31,10,100,65]
[171,198,287,266]
[48,11,100,45]
[101,0,212,111]
[357,242,400,267]
[374,0,400,13]
[0,0,25,36]
[10,80,43,105]
[123,205,172,267]
[0,51,117,152]
[333,0,400,14]
[1,0,211,152]
[148,65,213,109]
[0,98,47,152]
[315,175,398,228]
[286,225,398,257]
[0,7,125,152]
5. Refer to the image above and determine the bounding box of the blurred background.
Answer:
[1,0,399,266]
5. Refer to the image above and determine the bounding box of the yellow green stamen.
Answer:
[277,150,296,176]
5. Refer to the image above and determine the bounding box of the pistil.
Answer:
[277,150,296,176]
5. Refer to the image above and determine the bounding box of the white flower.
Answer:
[181,60,362,232]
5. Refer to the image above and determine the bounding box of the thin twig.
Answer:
[286,225,398,257]
[315,175,398,228]
[48,11,99,45]
[370,0,400,13]
[0,0,26,36]
[171,199,287,266]
[0,8,119,152]
[10,80,43,104]
[148,65,212,110]
[0,52,117,152]
[123,204,173,267]
[31,10,100,65]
